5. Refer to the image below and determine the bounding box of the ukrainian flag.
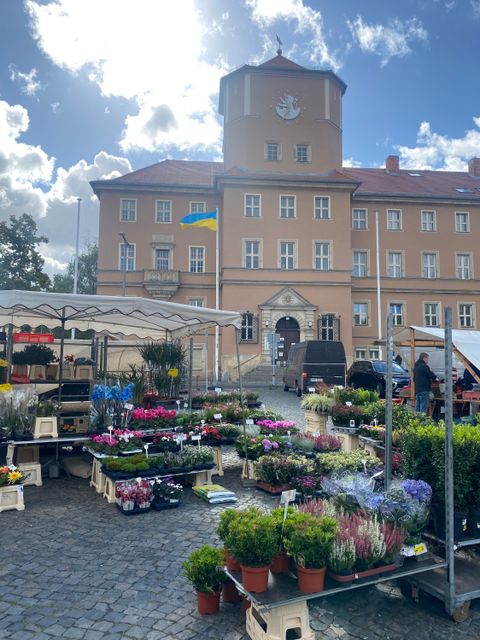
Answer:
[179,211,217,231]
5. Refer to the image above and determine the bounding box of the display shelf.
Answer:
[422,530,480,549]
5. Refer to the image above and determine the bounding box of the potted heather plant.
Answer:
[181,545,226,615]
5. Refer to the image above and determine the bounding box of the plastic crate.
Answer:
[18,462,42,487]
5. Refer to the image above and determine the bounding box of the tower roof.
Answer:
[258,55,306,70]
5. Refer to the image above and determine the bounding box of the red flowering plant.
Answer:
[152,431,180,452]
[189,425,221,445]
[115,479,152,512]
[203,401,247,423]
[131,406,177,430]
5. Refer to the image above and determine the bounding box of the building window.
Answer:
[244,240,260,269]
[314,196,330,219]
[353,302,368,326]
[355,348,366,360]
[455,212,470,233]
[387,209,402,230]
[295,144,311,163]
[424,303,439,327]
[456,254,471,279]
[265,142,280,161]
[120,199,136,221]
[189,246,205,273]
[459,303,474,328]
[352,209,367,229]
[314,242,330,271]
[319,314,340,341]
[245,194,261,218]
[119,243,135,271]
[240,312,258,342]
[369,348,380,360]
[155,200,172,223]
[190,202,206,214]
[387,252,403,278]
[280,195,296,219]
[154,248,170,271]
[352,251,367,277]
[279,241,295,270]
[422,253,437,278]
[421,210,436,232]
[389,302,404,326]
[188,298,204,307]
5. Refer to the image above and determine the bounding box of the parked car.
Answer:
[346,360,410,398]
[283,340,347,397]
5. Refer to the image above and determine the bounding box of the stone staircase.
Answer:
[226,363,279,388]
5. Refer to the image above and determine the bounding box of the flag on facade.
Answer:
[179,211,217,231]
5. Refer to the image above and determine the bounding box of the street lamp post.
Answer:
[120,232,131,296]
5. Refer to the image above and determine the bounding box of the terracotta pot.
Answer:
[222,579,242,603]
[240,564,270,593]
[196,589,221,615]
[296,565,326,594]
[225,547,241,572]
[270,550,290,574]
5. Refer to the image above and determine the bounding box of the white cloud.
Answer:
[471,0,480,17]
[246,0,340,70]
[396,118,480,170]
[8,66,42,96]
[25,0,228,155]
[347,15,427,66]
[343,157,363,168]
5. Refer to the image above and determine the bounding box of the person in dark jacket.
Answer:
[414,352,437,413]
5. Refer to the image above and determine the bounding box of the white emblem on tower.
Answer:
[275,94,300,120]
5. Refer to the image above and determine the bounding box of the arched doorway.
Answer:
[276,317,300,364]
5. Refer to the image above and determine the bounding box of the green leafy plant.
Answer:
[12,344,57,366]
[139,340,186,397]
[284,513,338,569]
[315,450,381,475]
[226,509,279,567]
[181,545,225,594]
[300,394,334,414]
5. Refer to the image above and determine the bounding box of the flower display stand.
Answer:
[62,365,74,380]
[14,445,40,465]
[33,417,58,439]
[29,365,46,380]
[246,600,314,640]
[338,432,359,453]
[46,364,58,380]
[213,446,224,476]
[75,365,93,380]
[103,477,117,503]
[241,460,257,480]
[18,462,42,487]
[90,458,106,493]
[0,485,25,513]
[304,411,327,436]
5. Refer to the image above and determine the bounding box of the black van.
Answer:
[283,340,346,396]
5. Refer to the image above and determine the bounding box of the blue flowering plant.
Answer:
[90,383,134,432]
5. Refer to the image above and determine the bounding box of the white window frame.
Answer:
[354,347,367,360]
[458,303,475,328]
[421,210,437,232]
[189,201,206,214]
[280,195,296,219]
[119,243,136,271]
[387,251,403,278]
[243,239,262,269]
[352,250,368,277]
[369,348,380,360]
[244,194,261,218]
[455,211,470,233]
[265,142,281,161]
[422,252,438,278]
[313,241,331,271]
[424,302,440,327]
[456,253,472,280]
[387,209,402,231]
[240,312,258,343]
[188,298,205,307]
[295,144,311,163]
[389,302,404,327]
[154,247,171,271]
[189,246,205,273]
[279,240,296,270]
[352,208,367,230]
[155,200,172,223]
[313,196,330,220]
[120,199,137,222]
[353,302,369,326]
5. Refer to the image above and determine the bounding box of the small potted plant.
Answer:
[181,545,226,614]
[217,507,241,571]
[151,477,183,510]
[327,539,356,585]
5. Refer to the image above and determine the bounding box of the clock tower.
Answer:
[218,53,346,173]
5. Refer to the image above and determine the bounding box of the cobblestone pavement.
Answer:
[1,386,479,640]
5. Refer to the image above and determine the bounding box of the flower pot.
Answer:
[296,565,326,594]
[467,507,480,537]
[196,589,221,615]
[270,550,290,574]
[255,480,291,495]
[222,579,242,603]
[225,548,241,572]
[240,564,270,593]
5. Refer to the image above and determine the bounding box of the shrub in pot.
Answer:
[217,507,242,571]
[181,545,225,614]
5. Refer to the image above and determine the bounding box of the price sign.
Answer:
[191,434,201,441]
[214,387,222,393]
[124,403,134,410]
[167,368,179,378]
[246,419,254,425]
[345,401,352,407]
[349,419,356,428]
[213,413,223,420]
[280,489,296,505]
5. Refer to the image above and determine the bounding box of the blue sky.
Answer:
[1,0,480,272]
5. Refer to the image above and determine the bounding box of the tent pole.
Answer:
[409,327,415,404]
[235,328,250,481]
[58,312,66,403]
[188,337,193,416]
[444,307,455,615]
[5,325,13,384]
[103,336,108,380]
[385,312,393,490]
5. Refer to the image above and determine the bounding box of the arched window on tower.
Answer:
[318,314,340,341]
[240,312,258,343]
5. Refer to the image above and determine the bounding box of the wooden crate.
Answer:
[0,485,25,513]
[33,417,58,439]
[14,445,40,464]
[304,410,327,436]
[18,462,42,487]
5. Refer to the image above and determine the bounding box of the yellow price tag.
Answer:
[413,543,426,555]
[167,368,179,378]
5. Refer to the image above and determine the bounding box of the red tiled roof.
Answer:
[343,167,480,200]
[258,55,306,70]
[219,165,359,185]
[108,160,224,188]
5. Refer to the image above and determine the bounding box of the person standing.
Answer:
[413,352,437,413]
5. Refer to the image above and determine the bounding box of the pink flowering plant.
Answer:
[257,420,299,436]
[152,431,180,452]
[290,474,323,497]
[89,428,145,454]
[131,406,177,429]
[115,479,153,511]
[235,434,285,460]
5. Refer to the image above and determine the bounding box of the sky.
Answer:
[1,0,480,274]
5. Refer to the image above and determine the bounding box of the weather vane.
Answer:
[276,35,283,56]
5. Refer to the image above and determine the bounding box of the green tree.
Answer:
[0,214,51,290]
[52,242,98,295]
